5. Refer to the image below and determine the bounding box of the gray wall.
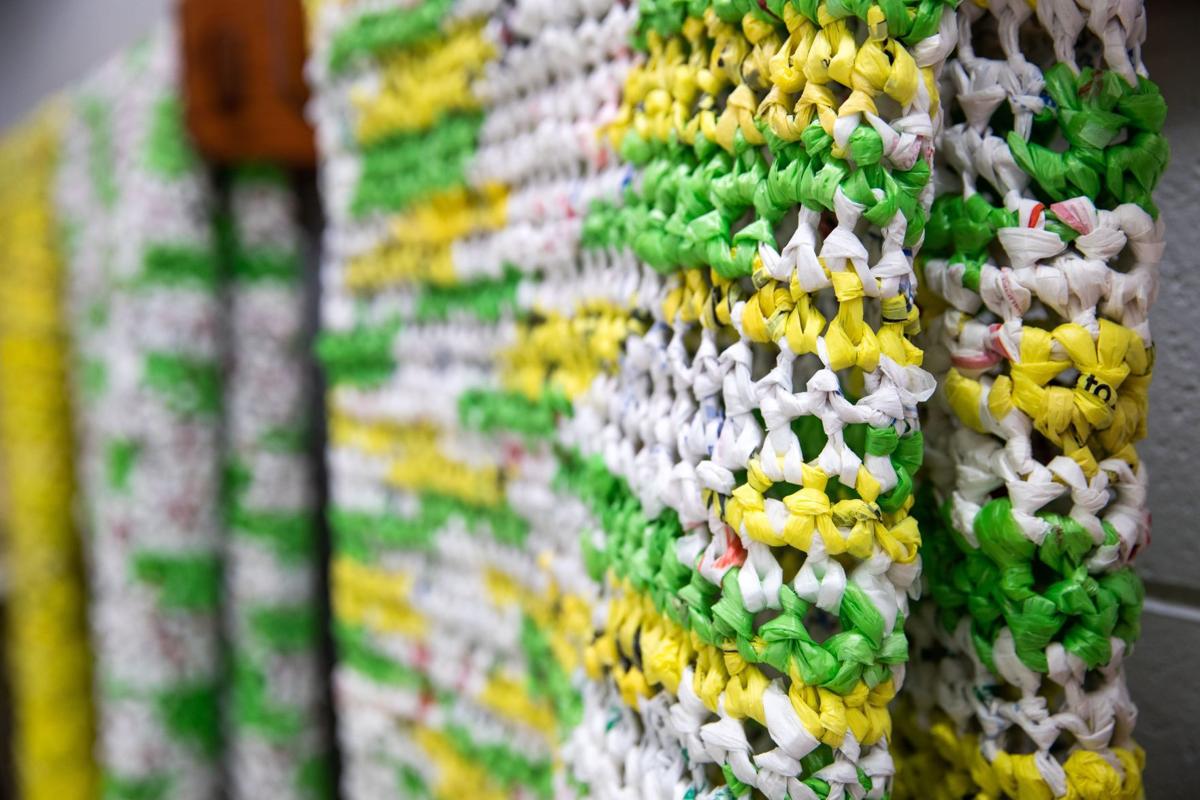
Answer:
[0,0,1197,796]
[1123,5,1200,797]
[0,0,172,132]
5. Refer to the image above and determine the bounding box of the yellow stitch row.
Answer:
[665,266,924,371]
[502,302,644,401]
[333,556,426,636]
[661,267,740,329]
[662,268,922,442]
[329,413,438,455]
[609,6,936,153]
[0,102,98,800]
[345,241,457,288]
[354,22,495,143]
[388,183,507,246]
[414,727,510,800]
[893,713,1144,800]
[946,319,1151,476]
[334,559,561,740]
[725,458,920,561]
[485,564,594,676]
[477,673,558,740]
[388,451,503,507]
[587,580,895,749]
[329,414,504,506]
[343,184,507,291]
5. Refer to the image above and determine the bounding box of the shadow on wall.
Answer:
[0,0,173,131]
[1124,4,1200,800]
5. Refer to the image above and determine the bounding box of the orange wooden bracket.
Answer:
[180,0,315,167]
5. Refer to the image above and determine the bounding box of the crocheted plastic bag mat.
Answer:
[220,167,333,800]
[308,0,1165,798]
[892,3,1163,799]
[59,30,227,800]
[57,28,332,800]
[0,101,98,800]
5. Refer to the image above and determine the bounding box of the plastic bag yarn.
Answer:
[309,0,967,797]
[220,167,332,800]
[58,29,226,800]
[551,2,958,796]
[891,2,1165,799]
[0,101,99,800]
[309,0,628,795]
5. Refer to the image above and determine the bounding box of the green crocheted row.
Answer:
[246,604,321,654]
[143,351,222,417]
[414,268,521,323]
[399,766,430,799]
[334,622,425,689]
[229,508,318,564]
[722,751,876,800]
[352,113,482,216]
[143,96,200,180]
[457,387,570,440]
[331,493,529,562]
[636,0,954,49]
[232,653,308,740]
[223,456,319,562]
[922,193,1078,291]
[327,0,457,74]
[230,163,291,187]
[156,682,222,757]
[130,550,221,613]
[296,756,334,800]
[518,614,583,735]
[103,773,172,800]
[257,424,311,454]
[1007,64,1168,217]
[81,357,107,402]
[923,497,1144,675]
[136,243,220,289]
[584,124,930,277]
[106,438,139,491]
[315,318,401,388]
[100,680,221,769]
[557,450,909,695]
[80,95,118,208]
[230,248,302,283]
